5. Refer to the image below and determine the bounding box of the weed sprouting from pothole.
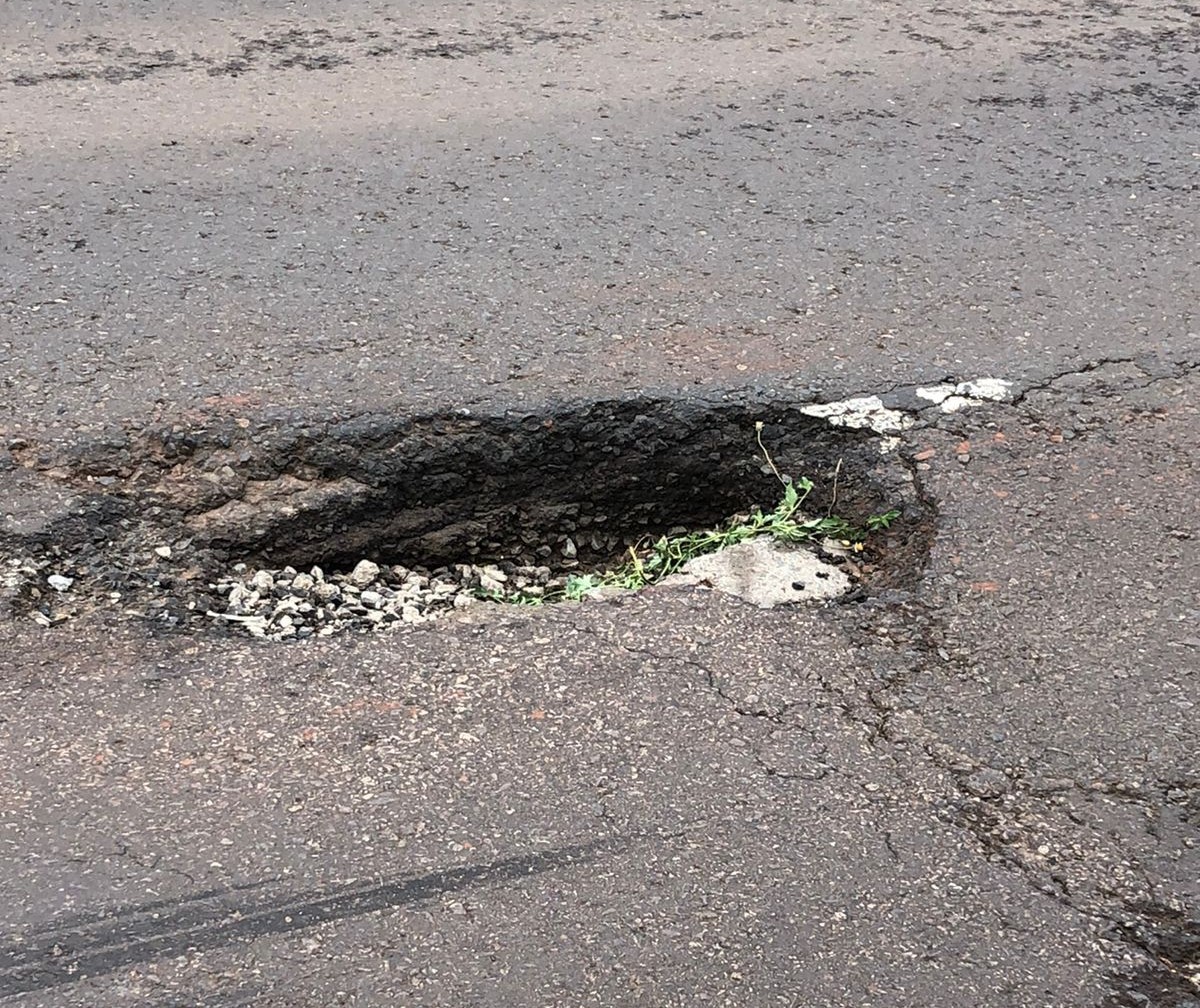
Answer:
[486,426,900,606]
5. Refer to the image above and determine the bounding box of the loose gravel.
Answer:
[206,557,574,640]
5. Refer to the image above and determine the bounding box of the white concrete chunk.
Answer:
[661,536,851,608]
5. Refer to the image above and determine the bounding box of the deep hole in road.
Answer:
[2,395,936,638]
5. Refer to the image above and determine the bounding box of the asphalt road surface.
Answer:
[1,1,1198,1006]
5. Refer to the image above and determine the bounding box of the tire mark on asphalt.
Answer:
[0,835,627,996]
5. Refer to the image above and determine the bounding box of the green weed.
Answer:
[865,509,901,532]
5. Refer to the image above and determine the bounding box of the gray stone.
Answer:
[46,574,74,592]
[312,582,340,602]
[478,574,505,594]
[584,585,634,602]
[250,570,275,594]
[348,559,381,586]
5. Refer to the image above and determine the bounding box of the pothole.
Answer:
[0,395,937,638]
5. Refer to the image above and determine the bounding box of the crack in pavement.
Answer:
[1007,352,1200,407]
[563,591,1197,993]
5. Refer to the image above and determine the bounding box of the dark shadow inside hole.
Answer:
[243,408,891,575]
[180,398,935,596]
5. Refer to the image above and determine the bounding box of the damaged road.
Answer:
[0,359,1196,1007]
[2,0,1199,1005]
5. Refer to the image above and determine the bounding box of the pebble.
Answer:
[348,559,380,586]
[46,574,74,592]
[478,573,505,594]
[207,528,855,643]
[313,582,340,602]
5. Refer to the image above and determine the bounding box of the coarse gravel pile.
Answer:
[207,558,567,639]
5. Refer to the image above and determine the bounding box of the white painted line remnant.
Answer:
[799,377,1014,452]
[800,395,914,434]
[916,378,1013,413]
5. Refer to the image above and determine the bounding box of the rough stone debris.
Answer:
[206,558,486,639]
[659,536,852,608]
[202,532,857,641]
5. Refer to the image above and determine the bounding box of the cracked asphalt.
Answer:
[1,1,1198,1006]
